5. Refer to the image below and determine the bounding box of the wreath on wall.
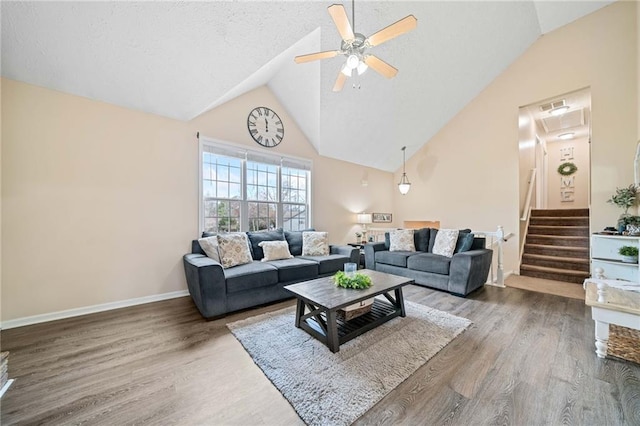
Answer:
[557,162,578,176]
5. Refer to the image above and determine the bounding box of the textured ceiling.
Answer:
[1,1,615,172]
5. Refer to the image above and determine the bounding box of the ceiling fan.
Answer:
[294,2,417,92]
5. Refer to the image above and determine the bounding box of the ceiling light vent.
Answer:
[539,99,566,112]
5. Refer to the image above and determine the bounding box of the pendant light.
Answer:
[398,146,411,195]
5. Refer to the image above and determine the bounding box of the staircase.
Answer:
[520,208,590,284]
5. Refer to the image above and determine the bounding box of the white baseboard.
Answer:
[1,290,190,330]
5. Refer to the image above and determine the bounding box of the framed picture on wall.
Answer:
[372,213,392,223]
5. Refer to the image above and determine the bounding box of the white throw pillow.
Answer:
[302,231,329,256]
[432,229,460,258]
[198,236,220,263]
[259,240,293,262]
[216,233,253,268]
[389,229,416,252]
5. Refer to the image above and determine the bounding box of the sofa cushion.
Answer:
[198,236,220,262]
[224,261,279,293]
[407,253,452,275]
[432,229,459,258]
[454,231,474,253]
[389,229,416,252]
[268,258,319,282]
[217,233,253,268]
[302,231,329,256]
[284,228,315,256]
[259,240,293,261]
[375,251,415,268]
[414,228,431,252]
[247,228,285,260]
[299,254,349,275]
[429,228,472,253]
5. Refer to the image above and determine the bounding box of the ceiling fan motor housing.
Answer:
[341,33,368,62]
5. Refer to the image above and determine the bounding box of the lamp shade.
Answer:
[357,213,372,224]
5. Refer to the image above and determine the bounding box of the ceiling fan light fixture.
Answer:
[341,63,353,77]
[356,61,368,75]
[346,54,360,69]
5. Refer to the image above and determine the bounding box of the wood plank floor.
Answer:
[2,284,639,425]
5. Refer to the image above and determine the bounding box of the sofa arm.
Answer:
[448,249,493,296]
[364,242,386,270]
[330,245,360,264]
[183,253,228,319]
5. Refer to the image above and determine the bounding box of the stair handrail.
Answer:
[521,168,537,221]
[473,226,513,288]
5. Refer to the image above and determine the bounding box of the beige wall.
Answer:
[546,138,590,209]
[1,81,393,322]
[393,1,638,274]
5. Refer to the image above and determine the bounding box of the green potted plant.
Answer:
[607,184,639,232]
[618,245,639,263]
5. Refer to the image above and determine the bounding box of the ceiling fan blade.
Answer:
[364,55,398,79]
[294,50,339,64]
[366,15,417,47]
[333,72,347,92]
[328,4,355,41]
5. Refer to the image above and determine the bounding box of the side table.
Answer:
[584,279,640,360]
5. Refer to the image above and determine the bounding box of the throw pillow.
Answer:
[198,236,221,263]
[454,232,475,253]
[389,229,416,252]
[259,240,294,262]
[302,231,329,256]
[432,229,459,258]
[216,233,253,268]
[284,228,315,256]
[247,228,285,260]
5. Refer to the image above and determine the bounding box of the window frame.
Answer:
[198,137,312,234]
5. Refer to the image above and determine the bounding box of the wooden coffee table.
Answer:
[284,269,414,353]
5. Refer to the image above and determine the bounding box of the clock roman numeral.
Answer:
[250,129,258,136]
[275,134,283,142]
[248,121,256,127]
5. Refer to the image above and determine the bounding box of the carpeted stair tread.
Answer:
[526,234,589,247]
[530,216,589,226]
[531,208,589,217]
[524,243,589,253]
[523,253,589,264]
[528,225,589,236]
[520,265,589,284]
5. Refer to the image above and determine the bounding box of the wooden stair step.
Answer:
[530,216,589,226]
[531,209,589,217]
[520,264,589,284]
[522,253,590,272]
[526,234,590,247]
[528,225,590,237]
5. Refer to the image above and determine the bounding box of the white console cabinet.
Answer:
[591,234,640,282]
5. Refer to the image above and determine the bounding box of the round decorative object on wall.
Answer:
[247,107,284,148]
[557,162,578,176]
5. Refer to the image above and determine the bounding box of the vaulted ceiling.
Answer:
[1,1,614,172]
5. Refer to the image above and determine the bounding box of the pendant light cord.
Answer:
[352,0,355,33]
[402,146,406,174]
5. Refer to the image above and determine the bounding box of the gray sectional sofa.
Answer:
[183,229,359,319]
[364,228,492,296]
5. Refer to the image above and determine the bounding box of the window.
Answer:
[200,139,311,234]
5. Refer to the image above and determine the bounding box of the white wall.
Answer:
[545,138,590,209]
[392,2,638,276]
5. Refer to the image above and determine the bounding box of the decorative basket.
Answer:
[337,299,373,321]
[608,324,640,364]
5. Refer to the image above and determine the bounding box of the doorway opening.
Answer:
[513,87,592,293]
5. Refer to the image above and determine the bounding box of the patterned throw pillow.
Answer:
[198,235,220,263]
[389,229,416,252]
[216,233,253,268]
[432,229,460,258]
[259,240,294,262]
[302,231,329,256]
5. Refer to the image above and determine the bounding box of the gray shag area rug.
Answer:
[227,299,471,426]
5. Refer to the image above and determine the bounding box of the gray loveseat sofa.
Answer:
[364,228,492,296]
[183,229,359,319]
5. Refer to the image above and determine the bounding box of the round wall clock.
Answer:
[247,107,284,148]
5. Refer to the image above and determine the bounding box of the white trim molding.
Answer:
[1,290,189,330]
